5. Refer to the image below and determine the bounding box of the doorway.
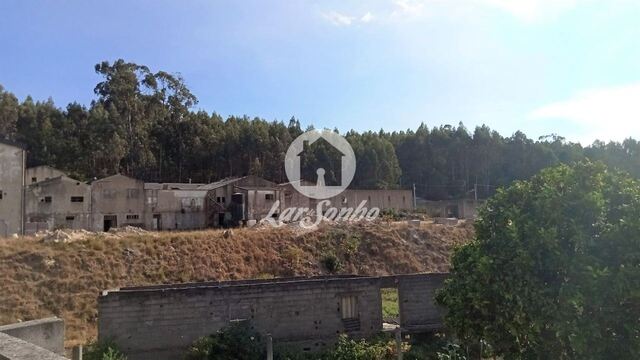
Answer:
[152,214,161,230]
[103,215,117,232]
[380,288,400,326]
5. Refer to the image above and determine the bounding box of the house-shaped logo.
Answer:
[285,130,356,199]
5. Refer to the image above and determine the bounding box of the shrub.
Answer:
[320,252,342,273]
[184,321,264,360]
[437,162,640,358]
[330,335,392,360]
[83,340,127,360]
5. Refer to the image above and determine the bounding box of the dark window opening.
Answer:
[44,196,52,203]
[65,216,75,221]
[31,177,37,183]
[265,193,274,201]
[126,214,139,220]
[70,196,84,203]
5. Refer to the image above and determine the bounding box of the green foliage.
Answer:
[5,62,640,198]
[380,288,399,319]
[83,340,127,360]
[330,335,393,360]
[437,161,640,359]
[184,321,264,360]
[321,252,342,273]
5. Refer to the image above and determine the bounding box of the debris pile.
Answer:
[35,226,149,243]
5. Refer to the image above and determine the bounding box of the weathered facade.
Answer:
[90,174,146,231]
[25,166,66,185]
[144,183,207,230]
[201,175,280,227]
[418,199,484,219]
[24,176,91,233]
[98,273,447,360]
[279,182,414,213]
[0,139,26,237]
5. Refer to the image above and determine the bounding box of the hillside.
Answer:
[0,220,474,347]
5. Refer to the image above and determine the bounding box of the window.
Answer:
[70,196,84,203]
[342,196,347,204]
[65,216,75,221]
[216,196,226,203]
[126,214,140,220]
[0,191,3,200]
[265,193,274,201]
[147,190,158,205]
[44,196,52,203]
[31,177,37,183]
[127,189,140,199]
[102,189,116,199]
[341,295,358,319]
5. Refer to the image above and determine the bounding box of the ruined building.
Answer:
[98,273,446,360]
[0,139,26,237]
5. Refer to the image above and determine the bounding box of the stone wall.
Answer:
[0,317,65,355]
[99,276,383,360]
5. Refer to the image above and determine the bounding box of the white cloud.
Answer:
[531,83,640,144]
[361,12,375,23]
[323,10,376,26]
[391,0,425,18]
[475,0,580,22]
[323,11,355,26]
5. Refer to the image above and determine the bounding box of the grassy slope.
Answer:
[0,221,473,347]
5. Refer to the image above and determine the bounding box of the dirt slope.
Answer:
[0,220,474,347]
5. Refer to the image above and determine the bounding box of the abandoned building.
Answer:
[0,139,26,237]
[98,273,446,360]
[200,175,281,227]
[278,181,414,212]
[90,174,146,231]
[24,175,91,234]
[143,182,207,230]
[417,198,484,219]
[25,165,67,185]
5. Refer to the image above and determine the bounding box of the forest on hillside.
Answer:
[1,59,639,200]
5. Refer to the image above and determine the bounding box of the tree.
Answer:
[436,161,640,359]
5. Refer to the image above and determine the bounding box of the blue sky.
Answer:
[1,0,639,145]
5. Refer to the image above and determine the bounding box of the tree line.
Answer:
[1,59,639,199]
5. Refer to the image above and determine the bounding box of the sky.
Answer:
[1,0,640,145]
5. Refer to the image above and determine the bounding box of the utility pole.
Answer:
[412,183,417,210]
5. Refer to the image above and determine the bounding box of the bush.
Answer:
[330,335,393,360]
[320,252,342,273]
[437,162,640,359]
[184,321,264,360]
[83,340,127,360]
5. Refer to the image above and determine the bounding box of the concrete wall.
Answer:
[0,333,67,360]
[25,166,66,185]
[0,142,25,237]
[418,199,484,219]
[397,274,447,331]
[99,276,383,360]
[0,317,65,355]
[278,183,414,214]
[144,187,207,230]
[328,189,414,211]
[98,273,449,360]
[25,176,91,233]
[91,174,146,231]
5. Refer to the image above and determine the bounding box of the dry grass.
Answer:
[0,220,474,348]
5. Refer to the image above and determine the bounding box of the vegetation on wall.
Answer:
[436,161,640,358]
[2,60,640,199]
